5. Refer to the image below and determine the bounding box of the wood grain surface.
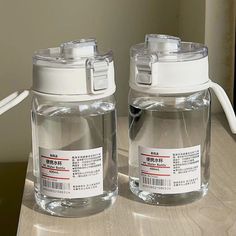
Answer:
[17,115,236,236]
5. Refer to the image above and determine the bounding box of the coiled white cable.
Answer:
[0,90,29,115]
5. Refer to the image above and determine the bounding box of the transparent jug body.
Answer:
[31,94,117,217]
[128,88,211,205]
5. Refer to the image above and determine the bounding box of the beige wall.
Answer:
[0,0,179,162]
[179,0,235,113]
[205,0,235,112]
[178,0,205,43]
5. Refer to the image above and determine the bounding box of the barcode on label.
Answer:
[142,177,171,186]
[42,179,70,190]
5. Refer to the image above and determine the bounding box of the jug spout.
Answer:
[211,82,236,134]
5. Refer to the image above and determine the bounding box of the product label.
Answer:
[139,145,201,194]
[39,147,103,198]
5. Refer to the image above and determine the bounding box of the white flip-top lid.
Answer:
[33,39,115,100]
[129,34,236,134]
[130,34,210,94]
[0,39,116,115]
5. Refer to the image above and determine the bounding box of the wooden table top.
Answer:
[17,115,236,236]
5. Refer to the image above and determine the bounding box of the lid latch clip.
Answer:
[88,58,109,93]
[135,54,157,86]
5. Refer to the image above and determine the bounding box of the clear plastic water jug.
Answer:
[128,34,236,205]
[0,39,118,217]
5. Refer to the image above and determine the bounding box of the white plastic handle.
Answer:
[210,82,236,134]
[0,90,29,115]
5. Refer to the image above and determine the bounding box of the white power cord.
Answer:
[0,90,29,115]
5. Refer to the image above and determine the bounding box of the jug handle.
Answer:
[210,82,236,134]
[0,90,29,115]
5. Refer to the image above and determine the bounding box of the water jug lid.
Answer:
[33,39,115,99]
[129,34,236,133]
[130,34,210,94]
[132,34,208,61]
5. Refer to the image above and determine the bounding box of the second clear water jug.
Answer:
[128,34,236,205]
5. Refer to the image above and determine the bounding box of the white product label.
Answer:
[39,147,103,198]
[139,145,201,194]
